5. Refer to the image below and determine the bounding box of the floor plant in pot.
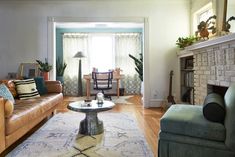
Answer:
[56,57,67,84]
[129,53,143,95]
[36,58,52,80]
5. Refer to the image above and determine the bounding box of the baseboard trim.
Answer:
[148,99,165,107]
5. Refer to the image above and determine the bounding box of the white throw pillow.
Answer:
[14,79,40,100]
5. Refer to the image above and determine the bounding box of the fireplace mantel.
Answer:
[186,33,235,51]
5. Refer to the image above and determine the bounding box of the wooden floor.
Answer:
[62,95,165,156]
[1,95,165,157]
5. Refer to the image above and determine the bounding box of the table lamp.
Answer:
[74,51,85,96]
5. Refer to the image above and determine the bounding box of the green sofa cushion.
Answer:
[160,105,225,142]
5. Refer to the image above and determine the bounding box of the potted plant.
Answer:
[176,36,198,49]
[36,58,52,80]
[56,57,67,84]
[224,16,235,33]
[195,15,216,40]
[129,53,143,95]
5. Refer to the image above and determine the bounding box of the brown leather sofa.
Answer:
[0,80,63,154]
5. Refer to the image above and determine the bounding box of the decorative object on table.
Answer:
[97,92,104,105]
[36,58,52,80]
[176,36,198,49]
[224,16,235,33]
[195,15,217,40]
[73,51,86,96]
[19,63,40,79]
[167,70,176,106]
[56,57,67,84]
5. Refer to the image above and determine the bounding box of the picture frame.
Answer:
[19,63,40,79]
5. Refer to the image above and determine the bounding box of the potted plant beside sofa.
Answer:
[36,58,52,80]
[56,57,67,84]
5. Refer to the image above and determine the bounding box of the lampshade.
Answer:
[73,51,85,58]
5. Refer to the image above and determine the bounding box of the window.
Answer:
[193,2,213,33]
[89,35,115,72]
[198,8,213,23]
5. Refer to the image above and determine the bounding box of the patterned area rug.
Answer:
[112,95,134,104]
[7,112,153,157]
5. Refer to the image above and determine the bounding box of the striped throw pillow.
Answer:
[14,79,40,100]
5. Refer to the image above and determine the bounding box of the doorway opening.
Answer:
[47,17,150,107]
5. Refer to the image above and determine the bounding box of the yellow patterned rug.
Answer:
[7,112,153,157]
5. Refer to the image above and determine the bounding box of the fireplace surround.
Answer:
[181,33,235,105]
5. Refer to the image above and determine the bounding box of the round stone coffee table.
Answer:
[68,100,115,135]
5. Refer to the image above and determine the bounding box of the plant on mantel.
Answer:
[36,58,52,80]
[195,15,216,40]
[224,16,235,33]
[176,36,198,49]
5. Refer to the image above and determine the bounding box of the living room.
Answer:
[0,0,235,157]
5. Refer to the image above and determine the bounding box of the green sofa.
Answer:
[158,83,235,157]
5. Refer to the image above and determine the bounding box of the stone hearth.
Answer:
[186,33,235,105]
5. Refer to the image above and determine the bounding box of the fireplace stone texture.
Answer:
[193,40,235,105]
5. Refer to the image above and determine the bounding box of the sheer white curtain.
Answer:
[63,33,89,96]
[115,33,142,94]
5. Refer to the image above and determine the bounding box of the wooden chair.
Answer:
[92,71,113,100]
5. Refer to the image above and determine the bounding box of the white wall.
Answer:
[0,0,190,107]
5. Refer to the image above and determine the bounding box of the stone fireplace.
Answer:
[186,33,235,105]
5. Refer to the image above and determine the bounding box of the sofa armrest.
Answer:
[0,97,6,153]
[45,81,62,93]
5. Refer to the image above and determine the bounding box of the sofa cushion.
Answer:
[5,93,63,135]
[14,79,40,100]
[34,77,48,95]
[160,105,226,142]
[203,93,225,123]
[0,83,15,104]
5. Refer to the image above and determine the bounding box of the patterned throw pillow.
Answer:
[0,80,17,98]
[14,79,40,100]
[0,83,15,104]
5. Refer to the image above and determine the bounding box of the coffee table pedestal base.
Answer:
[79,112,104,135]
